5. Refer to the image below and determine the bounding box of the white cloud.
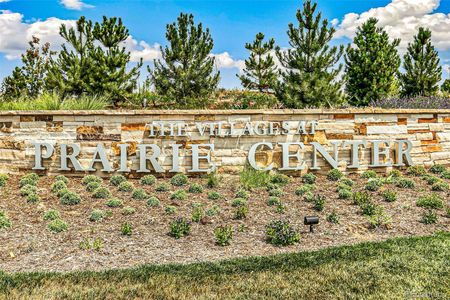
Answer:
[122,36,162,62]
[0,1,11,3]
[212,52,245,70]
[335,0,450,51]
[60,0,93,10]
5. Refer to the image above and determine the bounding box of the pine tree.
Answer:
[441,79,450,94]
[401,27,442,97]
[238,32,277,93]
[345,18,401,106]
[275,0,344,108]
[1,37,53,99]
[150,13,220,108]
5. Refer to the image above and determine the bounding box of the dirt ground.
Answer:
[0,171,448,273]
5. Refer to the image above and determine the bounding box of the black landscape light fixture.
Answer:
[304,216,319,233]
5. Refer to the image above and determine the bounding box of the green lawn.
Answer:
[1,232,449,299]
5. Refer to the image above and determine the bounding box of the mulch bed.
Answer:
[0,172,448,273]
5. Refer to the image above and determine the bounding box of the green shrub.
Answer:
[388,170,402,178]
[55,175,69,184]
[48,219,68,233]
[171,189,187,201]
[106,198,123,208]
[82,175,102,185]
[92,187,112,199]
[191,205,205,222]
[132,188,148,200]
[232,198,247,207]
[122,206,136,215]
[361,201,378,216]
[367,207,392,229]
[169,217,191,239]
[26,193,40,203]
[445,206,450,218]
[0,211,11,229]
[110,175,127,186]
[406,166,426,176]
[0,174,9,187]
[421,210,437,224]
[90,209,106,222]
[86,181,101,192]
[353,191,371,206]
[441,171,450,179]
[19,176,37,187]
[382,190,397,202]
[206,172,219,188]
[118,181,134,192]
[155,183,170,192]
[339,177,354,187]
[207,191,220,200]
[235,189,249,199]
[140,175,156,186]
[295,184,315,196]
[276,203,286,214]
[396,178,415,189]
[188,183,204,194]
[327,169,343,181]
[338,189,352,200]
[239,167,271,190]
[430,164,446,174]
[312,194,326,212]
[51,181,67,194]
[270,173,290,186]
[268,188,284,197]
[431,181,449,192]
[60,191,81,205]
[301,173,316,184]
[121,222,132,236]
[147,196,160,207]
[422,174,440,185]
[214,225,233,246]
[337,182,352,192]
[361,170,377,179]
[165,205,177,215]
[206,205,221,216]
[327,211,340,224]
[303,191,315,202]
[234,205,249,220]
[25,173,39,181]
[171,174,188,186]
[267,196,281,206]
[265,220,300,246]
[365,179,383,191]
[416,194,444,209]
[43,209,60,221]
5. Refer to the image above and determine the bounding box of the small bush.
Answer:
[270,173,290,186]
[0,174,9,187]
[207,191,221,200]
[110,175,127,186]
[265,220,300,246]
[191,205,205,222]
[406,166,426,176]
[361,170,377,179]
[206,205,221,216]
[327,211,340,224]
[361,201,378,216]
[51,181,67,194]
[388,170,402,178]
[441,170,450,179]
[422,174,440,185]
[416,194,444,209]
[48,219,68,233]
[0,211,11,229]
[267,196,281,206]
[234,205,249,220]
[43,209,60,221]
[60,191,81,205]
[171,189,187,201]
[276,203,286,214]
[214,225,233,246]
[206,172,219,188]
[269,188,284,197]
[92,187,112,199]
[171,174,188,186]
[339,177,354,187]
[26,193,40,203]
[106,198,123,208]
[431,181,449,192]
[121,222,132,236]
[19,176,37,187]
[169,217,191,239]
[165,205,177,215]
[55,175,69,184]
[396,178,415,189]
[295,184,315,196]
[421,210,437,224]
[82,175,102,186]
[147,196,160,207]
[353,191,371,206]
[140,175,156,186]
[155,183,170,192]
[235,189,249,199]
[327,169,343,181]
[312,194,326,211]
[24,173,39,181]
[301,173,316,184]
[338,189,352,200]
[365,179,383,192]
[90,209,106,222]
[132,188,148,200]
[188,183,204,194]
[336,183,352,192]
[239,167,271,190]
[430,164,446,174]
[118,181,134,192]
[367,207,392,229]
[382,190,397,202]
[86,181,101,192]
[303,191,315,202]
[232,198,247,207]
[122,206,136,215]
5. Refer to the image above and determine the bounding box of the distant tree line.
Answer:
[1,0,449,109]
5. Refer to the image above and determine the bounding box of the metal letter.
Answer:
[138,144,164,173]
[370,140,392,167]
[393,140,413,166]
[32,142,54,170]
[60,144,84,171]
[310,141,342,170]
[278,142,306,171]
[189,144,215,173]
[248,142,273,171]
[87,144,113,172]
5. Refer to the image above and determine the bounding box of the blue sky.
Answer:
[1,0,450,88]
